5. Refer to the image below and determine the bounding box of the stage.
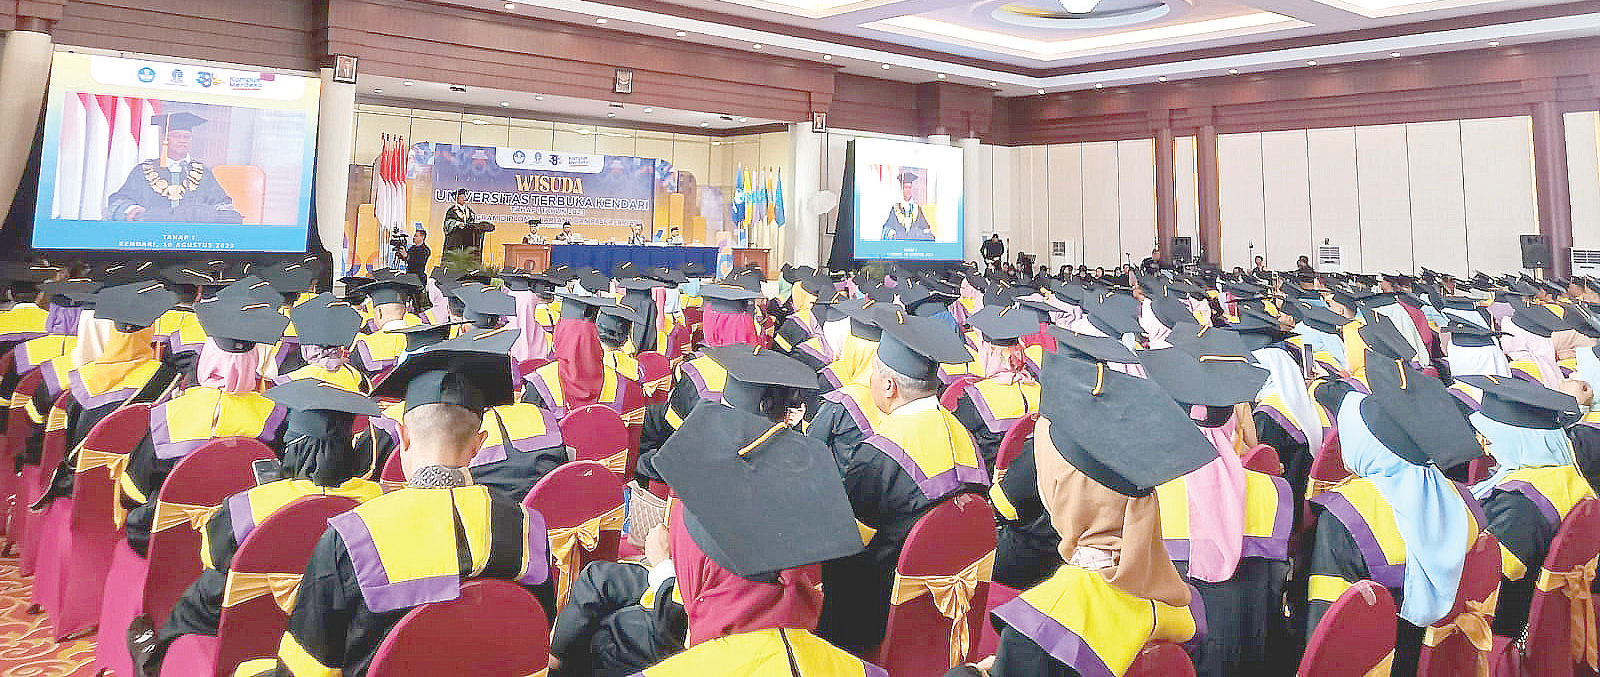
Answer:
[504,244,771,277]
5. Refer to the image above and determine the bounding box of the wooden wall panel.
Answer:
[1405,121,1469,275]
[1117,139,1156,262]
[1081,142,1121,267]
[830,75,920,137]
[54,0,319,71]
[1566,112,1600,250]
[1307,127,1362,272]
[1463,117,1538,272]
[1355,124,1415,273]
[1217,132,1265,270]
[1261,130,1312,270]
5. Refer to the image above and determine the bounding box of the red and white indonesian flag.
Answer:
[53,94,161,220]
[372,134,408,232]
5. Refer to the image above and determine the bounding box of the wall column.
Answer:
[960,136,982,263]
[1153,112,1177,263]
[315,67,358,272]
[788,121,824,267]
[0,30,52,230]
[1531,97,1573,278]
[1196,118,1222,266]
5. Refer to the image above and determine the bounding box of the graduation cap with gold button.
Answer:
[704,344,819,414]
[352,274,422,307]
[1358,311,1416,361]
[42,279,101,307]
[451,283,515,327]
[93,281,178,330]
[967,305,1039,346]
[291,293,362,348]
[1047,327,1140,364]
[874,307,970,382]
[1038,348,1216,497]
[1082,290,1142,336]
[1296,303,1355,336]
[373,325,520,412]
[555,292,614,321]
[1442,320,1502,348]
[390,320,469,352]
[160,265,216,288]
[216,275,285,306]
[1456,375,1580,429]
[1363,356,1480,468]
[195,294,290,352]
[596,300,643,345]
[653,403,863,580]
[698,284,762,313]
[1138,346,1268,407]
[261,261,320,297]
[1509,304,1565,338]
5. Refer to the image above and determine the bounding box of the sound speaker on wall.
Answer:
[1172,237,1192,263]
[1519,234,1548,269]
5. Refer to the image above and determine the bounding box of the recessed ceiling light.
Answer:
[403,81,414,86]
[577,129,591,135]
[595,17,607,24]
[987,82,997,87]
[606,112,616,117]
[739,117,748,122]
[499,101,509,107]
[881,64,891,69]
[642,107,653,113]
[675,31,687,37]
[1306,60,1317,65]
[1036,88,1045,94]
[1388,52,1401,57]
[1488,41,1500,47]
[471,120,487,125]
[373,88,383,93]
[822,55,832,61]
[1228,69,1239,75]
[936,73,945,79]
[700,121,710,127]
[751,44,762,49]
[504,2,515,9]
[1094,83,1103,89]
[535,95,544,101]
[1157,77,1167,82]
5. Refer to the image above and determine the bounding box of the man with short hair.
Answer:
[981,233,1005,269]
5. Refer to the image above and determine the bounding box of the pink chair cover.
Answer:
[1126,642,1198,677]
[1490,498,1600,677]
[992,413,1038,478]
[872,492,996,674]
[1240,444,1284,476]
[974,582,1020,660]
[559,405,632,479]
[1,368,44,540]
[18,391,71,575]
[636,352,672,406]
[523,460,626,595]
[95,539,152,676]
[1418,533,1501,677]
[366,579,549,676]
[1297,581,1398,676]
[379,445,406,492]
[938,376,982,411]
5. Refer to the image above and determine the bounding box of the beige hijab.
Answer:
[1035,417,1191,607]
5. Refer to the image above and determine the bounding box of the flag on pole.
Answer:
[773,169,785,227]
[764,170,776,225]
[731,165,746,228]
[372,135,409,234]
[52,94,160,220]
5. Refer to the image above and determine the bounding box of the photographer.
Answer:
[399,226,430,285]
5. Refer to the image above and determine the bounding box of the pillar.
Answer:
[1196,122,1222,266]
[787,121,823,267]
[0,30,53,229]
[315,67,358,273]
[1531,99,1573,278]
[1153,116,1177,263]
[960,136,982,264]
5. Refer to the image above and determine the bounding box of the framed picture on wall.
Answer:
[614,69,633,94]
[333,55,358,84]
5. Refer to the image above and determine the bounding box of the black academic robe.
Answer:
[549,561,686,677]
[443,204,483,251]
[879,203,934,240]
[1482,489,1550,636]
[806,397,870,477]
[1569,423,1600,494]
[1306,507,1427,677]
[470,405,570,503]
[1176,559,1290,677]
[635,367,723,483]
[107,160,243,224]
[1254,410,1312,509]
[988,440,1061,591]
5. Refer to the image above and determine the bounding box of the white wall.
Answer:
[1568,111,1600,251]
[996,139,1156,270]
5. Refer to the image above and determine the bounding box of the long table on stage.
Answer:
[550,244,719,274]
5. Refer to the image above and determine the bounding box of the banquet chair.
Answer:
[991,413,1037,483]
[0,366,43,541]
[873,492,996,676]
[1296,581,1398,676]
[523,460,625,607]
[1241,444,1284,476]
[0,348,19,530]
[19,390,71,576]
[41,404,151,639]
[636,351,672,405]
[973,582,1021,660]
[938,375,982,411]
[160,495,359,677]
[365,579,549,677]
[379,446,406,492]
[1295,428,1350,553]
[560,404,633,479]
[1125,641,1198,677]
[1417,532,1501,677]
[1489,497,1600,677]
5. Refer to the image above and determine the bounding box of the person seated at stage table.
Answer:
[238,335,553,677]
[523,219,546,245]
[275,293,366,392]
[153,380,385,670]
[554,221,578,243]
[665,226,683,245]
[628,223,649,245]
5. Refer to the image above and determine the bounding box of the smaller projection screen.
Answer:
[33,52,320,252]
[851,138,964,261]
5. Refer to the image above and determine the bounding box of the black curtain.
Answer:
[826,140,856,272]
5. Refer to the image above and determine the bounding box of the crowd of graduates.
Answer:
[0,253,1598,676]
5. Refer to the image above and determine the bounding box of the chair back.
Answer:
[211,165,265,224]
[30,391,74,502]
[0,367,42,536]
[1513,497,1600,677]
[1417,533,1501,677]
[938,375,982,411]
[366,578,549,677]
[1308,428,1348,496]
[636,351,672,405]
[1297,580,1397,676]
[874,492,996,676]
[1240,444,1284,476]
[213,495,360,677]
[69,404,151,536]
[142,437,276,624]
[523,460,625,606]
[664,324,692,362]
[19,391,73,572]
[974,582,1020,660]
[560,404,632,478]
[379,446,405,492]
[1125,642,1197,677]
[992,413,1037,481]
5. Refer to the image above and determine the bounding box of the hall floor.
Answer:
[0,548,97,676]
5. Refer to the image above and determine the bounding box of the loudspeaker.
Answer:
[1172,237,1192,263]
[1519,234,1549,269]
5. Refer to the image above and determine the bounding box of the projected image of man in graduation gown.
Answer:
[880,171,935,241]
[107,112,244,224]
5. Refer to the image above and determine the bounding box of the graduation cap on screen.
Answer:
[152,111,207,134]
[654,404,863,580]
[1456,374,1581,429]
[1038,350,1216,497]
[1362,357,1480,468]
[1137,346,1268,407]
[195,295,290,352]
[93,281,178,330]
[896,171,919,184]
[390,320,468,351]
[373,325,519,412]
[291,293,362,348]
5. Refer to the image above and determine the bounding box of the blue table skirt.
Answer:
[549,244,719,275]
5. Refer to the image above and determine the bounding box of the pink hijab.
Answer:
[1182,405,1247,583]
[507,289,552,363]
[977,341,1035,386]
[197,339,266,393]
[702,309,761,347]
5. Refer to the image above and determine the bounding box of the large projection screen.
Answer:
[33,52,320,252]
[850,137,964,261]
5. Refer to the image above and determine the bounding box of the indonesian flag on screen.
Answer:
[53,94,159,220]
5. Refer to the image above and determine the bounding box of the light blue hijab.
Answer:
[1336,391,1472,627]
[1468,411,1578,499]
[1294,322,1347,370]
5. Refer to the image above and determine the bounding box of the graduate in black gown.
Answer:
[106,112,243,224]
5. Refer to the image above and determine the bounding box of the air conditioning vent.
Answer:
[1572,248,1600,274]
[1317,246,1342,271]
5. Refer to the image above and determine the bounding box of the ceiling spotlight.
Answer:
[1306,60,1317,65]
[700,121,710,127]
[739,117,749,122]
[1094,83,1103,89]
[403,80,414,86]
[936,73,946,79]
[499,101,510,107]
[535,96,544,101]
[504,2,515,9]
[1036,88,1045,94]
[596,17,608,23]
[1157,76,1167,82]
[1488,41,1500,47]
[373,88,383,93]
[752,44,762,49]
[881,64,891,69]
[822,55,832,60]
[1228,69,1239,75]
[1388,52,1401,57]
[577,129,591,135]
[675,31,687,37]
[471,120,487,125]
[1061,0,1102,12]
[642,107,653,113]
[606,112,616,117]
[987,82,997,87]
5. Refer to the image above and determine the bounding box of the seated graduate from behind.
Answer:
[949,347,1213,677]
[451,281,515,330]
[1455,375,1595,636]
[1305,354,1484,677]
[274,293,366,392]
[805,300,887,475]
[633,284,764,464]
[451,326,568,503]
[817,308,988,656]
[120,295,289,555]
[499,269,554,366]
[349,274,424,377]
[154,380,385,667]
[241,328,553,677]
[636,399,881,676]
[523,292,646,424]
[597,300,645,382]
[550,345,818,676]
[950,305,1042,472]
[1233,307,1322,502]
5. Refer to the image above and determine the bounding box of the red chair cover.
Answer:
[523,460,625,605]
[938,376,982,411]
[873,492,996,675]
[1418,533,1501,677]
[1297,580,1398,676]
[560,404,633,479]
[20,390,72,576]
[974,582,1021,660]
[142,437,276,625]
[1295,427,1349,554]
[636,351,672,405]
[1126,642,1198,677]
[96,539,151,676]
[161,494,360,677]
[44,404,152,638]
[366,578,550,677]
[1240,444,1283,476]
[1491,498,1600,677]
[992,413,1038,481]
[0,367,42,539]
[379,446,405,492]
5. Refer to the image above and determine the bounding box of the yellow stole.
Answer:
[994,565,1200,676]
[1491,466,1596,580]
[279,363,365,393]
[201,478,383,570]
[868,405,987,499]
[644,629,882,677]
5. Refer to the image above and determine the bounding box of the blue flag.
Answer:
[731,166,746,227]
[774,170,786,226]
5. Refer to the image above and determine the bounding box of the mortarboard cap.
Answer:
[153,111,206,133]
[596,300,642,344]
[194,295,290,351]
[390,320,469,351]
[967,305,1040,345]
[1510,305,1565,338]
[896,171,919,184]
[1168,324,1252,360]
[1456,375,1580,430]
[93,281,177,329]
[216,275,284,306]
[1362,357,1481,468]
[373,325,519,412]
[680,262,707,278]
[291,293,362,348]
[353,274,422,306]
[555,292,613,321]
[451,283,515,324]
[1083,290,1142,336]
[699,284,762,313]
[1296,304,1354,336]
[1358,312,1415,361]
[1137,347,1269,407]
[654,404,864,580]
[1442,320,1502,348]
[160,265,216,287]
[264,378,381,417]
[576,270,611,294]
[1039,350,1217,497]
[261,261,320,296]
[1047,327,1140,363]
[39,280,97,307]
[873,307,970,381]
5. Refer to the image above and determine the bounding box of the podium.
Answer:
[732,248,771,278]
[504,243,551,271]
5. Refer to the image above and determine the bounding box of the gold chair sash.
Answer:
[78,447,132,528]
[547,503,626,606]
[223,571,304,613]
[643,375,672,396]
[1362,650,1394,676]
[621,407,646,426]
[1422,589,1498,677]
[596,448,629,475]
[1536,558,1598,669]
[889,549,996,667]
[152,500,220,533]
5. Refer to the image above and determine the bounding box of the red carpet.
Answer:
[0,548,98,676]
